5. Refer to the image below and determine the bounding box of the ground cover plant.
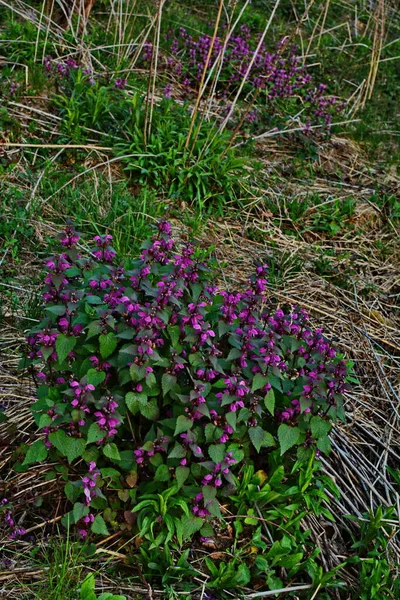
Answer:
[1,0,400,598]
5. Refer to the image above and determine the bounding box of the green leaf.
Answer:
[168,325,181,348]
[56,334,77,363]
[310,416,331,438]
[175,466,189,489]
[174,415,193,436]
[317,436,331,454]
[168,443,187,459]
[251,373,268,392]
[91,514,109,535]
[65,481,81,503]
[73,502,89,523]
[48,431,86,463]
[23,439,48,466]
[38,414,52,429]
[80,573,96,599]
[154,464,170,482]
[278,424,301,455]
[264,389,275,415]
[86,369,106,387]
[208,444,225,464]
[140,399,159,421]
[249,426,275,453]
[99,333,117,359]
[87,423,105,444]
[225,411,237,431]
[103,443,121,461]
[182,515,203,541]
[125,392,147,414]
[45,305,66,316]
[161,373,177,396]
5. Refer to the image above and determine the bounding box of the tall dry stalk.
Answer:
[184,0,225,151]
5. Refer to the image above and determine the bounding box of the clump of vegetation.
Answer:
[13,221,350,591]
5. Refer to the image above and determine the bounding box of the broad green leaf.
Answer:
[48,431,86,463]
[208,444,225,464]
[278,424,300,455]
[73,502,89,523]
[125,392,147,415]
[174,415,193,436]
[168,443,187,459]
[86,369,106,387]
[140,399,159,421]
[154,464,170,482]
[65,481,81,503]
[181,515,203,540]
[103,443,121,461]
[56,334,77,363]
[251,373,268,392]
[80,573,96,599]
[310,416,331,438]
[45,305,66,316]
[175,466,189,489]
[249,426,275,453]
[317,436,331,454]
[23,439,48,466]
[161,373,177,396]
[264,388,275,415]
[87,423,105,444]
[91,514,109,535]
[99,332,117,359]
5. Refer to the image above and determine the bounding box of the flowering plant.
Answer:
[146,25,340,131]
[21,222,348,538]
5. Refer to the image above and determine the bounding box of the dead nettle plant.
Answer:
[14,221,351,544]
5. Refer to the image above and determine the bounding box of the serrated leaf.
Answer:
[182,515,204,540]
[125,392,147,414]
[99,332,117,359]
[86,369,106,387]
[310,416,331,438]
[56,334,77,363]
[91,514,109,535]
[168,325,181,348]
[140,399,159,421]
[45,305,66,316]
[249,426,275,453]
[251,373,268,392]
[174,415,193,436]
[80,573,95,598]
[225,411,237,431]
[73,502,89,523]
[103,443,121,461]
[175,466,189,489]
[208,444,225,464]
[38,414,52,429]
[168,443,187,459]
[161,373,177,396]
[316,436,331,454]
[48,431,85,463]
[278,424,300,455]
[65,481,81,503]
[23,439,48,466]
[87,423,105,444]
[264,388,275,415]
[154,464,170,482]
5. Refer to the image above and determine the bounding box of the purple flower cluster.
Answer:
[26,220,349,527]
[145,25,339,130]
[1,500,26,539]
[82,461,100,505]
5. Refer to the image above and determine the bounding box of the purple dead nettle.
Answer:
[24,220,349,530]
[145,24,339,131]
